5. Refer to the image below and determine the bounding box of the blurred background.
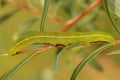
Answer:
[0,0,120,80]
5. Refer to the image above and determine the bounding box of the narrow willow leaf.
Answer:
[54,43,83,72]
[107,50,120,55]
[89,59,103,71]
[102,0,120,34]
[0,9,20,23]
[8,31,115,55]
[108,0,120,17]
[40,0,49,32]
[1,52,36,80]
[79,52,103,71]
[70,44,112,80]
[114,17,120,27]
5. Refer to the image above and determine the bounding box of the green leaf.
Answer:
[108,0,120,17]
[0,9,20,23]
[1,52,36,80]
[79,52,103,71]
[113,17,120,27]
[54,43,83,72]
[89,59,103,71]
[40,0,49,32]
[102,0,120,34]
[70,44,112,80]
[107,50,120,55]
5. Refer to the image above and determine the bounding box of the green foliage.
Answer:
[40,0,49,32]
[108,0,120,17]
[78,51,103,71]
[71,44,112,80]
[1,52,36,80]
[54,43,83,72]
[107,50,120,55]
[102,0,120,35]
[1,0,120,80]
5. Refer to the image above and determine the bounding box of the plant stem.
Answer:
[62,0,101,32]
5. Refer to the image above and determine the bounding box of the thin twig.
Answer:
[4,0,101,29]
[61,0,101,32]
[115,40,120,44]
[14,45,51,55]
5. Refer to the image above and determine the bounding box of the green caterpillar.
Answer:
[9,31,115,55]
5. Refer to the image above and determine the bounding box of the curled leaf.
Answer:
[108,0,120,17]
[102,0,120,34]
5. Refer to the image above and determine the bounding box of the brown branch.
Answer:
[115,40,120,44]
[61,0,101,32]
[4,0,33,11]
[14,45,54,55]
[4,0,101,29]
